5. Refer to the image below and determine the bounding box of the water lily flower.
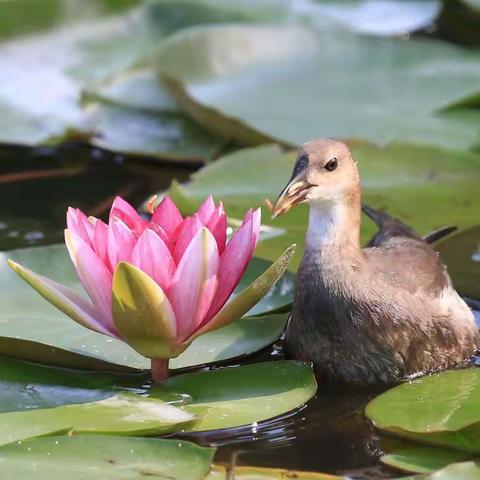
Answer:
[9,196,295,381]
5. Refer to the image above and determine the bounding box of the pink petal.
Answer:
[151,197,183,239]
[146,222,173,253]
[168,227,219,342]
[65,229,116,334]
[107,217,137,269]
[207,204,227,254]
[130,228,175,291]
[205,208,261,321]
[110,196,146,237]
[197,195,216,224]
[92,219,109,266]
[66,208,94,247]
[172,214,203,264]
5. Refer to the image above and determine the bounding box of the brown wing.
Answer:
[362,204,422,247]
[364,237,450,296]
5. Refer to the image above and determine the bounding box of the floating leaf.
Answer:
[0,244,292,370]
[381,444,472,474]
[156,360,317,432]
[146,0,440,37]
[0,356,316,438]
[206,464,345,479]
[87,102,225,162]
[0,2,227,161]
[0,6,155,146]
[0,356,133,413]
[435,225,480,300]
[164,143,480,269]
[299,0,440,36]
[414,461,480,480]
[0,435,214,480]
[365,368,480,452]
[0,392,195,447]
[156,24,480,151]
[172,313,287,369]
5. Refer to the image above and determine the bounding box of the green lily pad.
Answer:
[207,464,345,479]
[87,102,225,162]
[365,368,480,452]
[155,360,317,432]
[414,461,480,480]
[164,143,480,269]
[0,355,134,413]
[381,444,473,474]
[156,24,480,151]
[146,0,441,38]
[435,225,480,300]
[87,69,179,112]
[0,5,155,147]
[0,392,195,447]
[0,356,316,439]
[0,435,215,480]
[0,244,291,371]
[0,2,227,161]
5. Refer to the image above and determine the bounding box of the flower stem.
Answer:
[151,358,169,382]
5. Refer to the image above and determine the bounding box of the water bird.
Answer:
[270,139,479,385]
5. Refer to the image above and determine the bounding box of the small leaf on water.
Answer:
[366,368,480,452]
[381,444,472,474]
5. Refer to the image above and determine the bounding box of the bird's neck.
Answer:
[305,195,362,260]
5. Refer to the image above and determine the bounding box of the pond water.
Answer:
[0,145,477,479]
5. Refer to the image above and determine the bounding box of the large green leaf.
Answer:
[0,2,226,160]
[0,244,292,370]
[155,360,317,431]
[365,368,480,452]
[164,143,480,270]
[0,6,154,146]
[156,24,480,151]
[0,435,215,480]
[0,356,316,438]
[0,392,195,447]
[381,444,473,474]
[435,226,480,300]
[146,0,440,37]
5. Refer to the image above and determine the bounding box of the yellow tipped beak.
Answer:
[271,175,312,218]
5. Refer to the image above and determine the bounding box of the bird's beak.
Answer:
[271,173,312,218]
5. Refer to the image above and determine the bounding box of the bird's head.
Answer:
[271,139,359,218]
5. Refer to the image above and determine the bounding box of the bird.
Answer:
[270,138,479,385]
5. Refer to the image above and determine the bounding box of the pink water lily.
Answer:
[9,196,295,381]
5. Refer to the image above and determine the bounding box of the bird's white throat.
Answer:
[305,203,354,251]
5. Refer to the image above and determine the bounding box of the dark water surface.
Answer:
[0,144,473,479]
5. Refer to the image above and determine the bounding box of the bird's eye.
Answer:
[324,157,338,172]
